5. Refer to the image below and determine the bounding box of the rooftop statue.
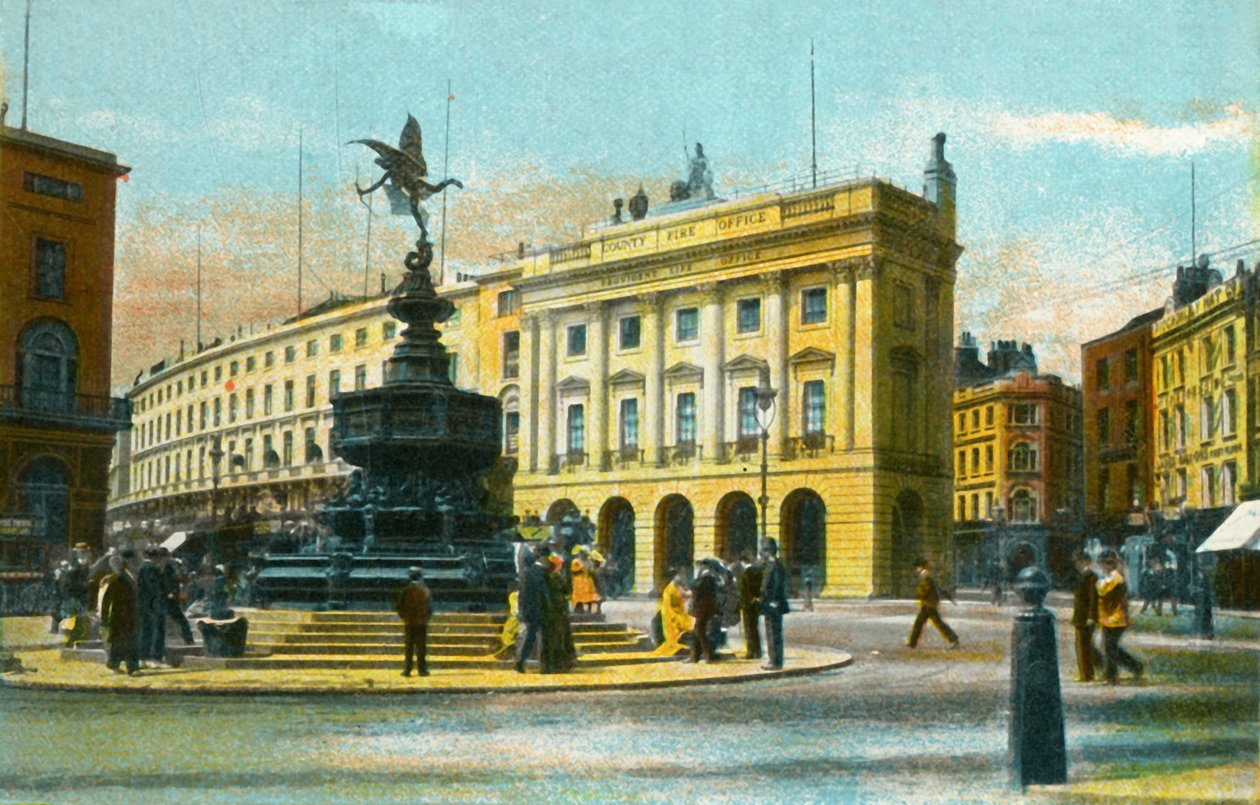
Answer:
[687,142,714,199]
[351,114,463,241]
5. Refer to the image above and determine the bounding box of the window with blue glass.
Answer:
[676,308,699,342]
[802,287,827,324]
[676,392,697,444]
[568,404,585,453]
[739,387,759,437]
[620,316,641,350]
[621,398,639,448]
[567,324,587,356]
[803,380,825,434]
[737,298,761,333]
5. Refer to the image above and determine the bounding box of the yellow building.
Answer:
[1151,259,1252,515]
[109,134,962,598]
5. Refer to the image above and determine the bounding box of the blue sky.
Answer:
[2,1,1257,385]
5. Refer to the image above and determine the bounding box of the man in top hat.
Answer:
[394,567,432,677]
[760,539,790,670]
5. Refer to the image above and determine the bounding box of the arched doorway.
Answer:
[654,495,694,587]
[545,498,578,525]
[18,456,70,548]
[597,497,635,597]
[714,492,758,561]
[891,490,923,597]
[779,489,826,595]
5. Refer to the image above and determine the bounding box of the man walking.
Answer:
[100,552,140,675]
[394,567,432,677]
[515,546,550,673]
[137,548,167,666]
[1071,552,1103,682]
[1097,551,1144,684]
[737,551,763,660]
[760,539,790,670]
[906,557,959,650]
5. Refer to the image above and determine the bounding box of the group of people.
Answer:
[1071,551,1145,685]
[513,545,582,673]
[656,538,790,670]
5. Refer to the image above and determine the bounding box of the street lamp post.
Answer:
[208,438,225,559]
[755,381,778,555]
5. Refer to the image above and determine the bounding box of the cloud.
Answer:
[983,104,1256,157]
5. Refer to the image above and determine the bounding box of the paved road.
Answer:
[1,599,1255,803]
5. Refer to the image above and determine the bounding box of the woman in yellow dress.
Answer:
[570,545,602,613]
[497,581,520,658]
[655,568,694,656]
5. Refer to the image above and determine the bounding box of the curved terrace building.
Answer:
[109,135,962,598]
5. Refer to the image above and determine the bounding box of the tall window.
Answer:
[330,333,343,352]
[737,298,761,333]
[1011,489,1036,523]
[504,411,520,455]
[738,387,759,438]
[305,428,320,463]
[1097,408,1110,444]
[567,404,585,453]
[1125,348,1138,381]
[265,351,275,368]
[803,380,825,435]
[985,444,994,472]
[676,392,696,445]
[1200,395,1215,440]
[383,321,397,340]
[503,331,520,378]
[306,340,318,358]
[18,319,77,409]
[284,380,294,412]
[802,287,827,324]
[355,365,367,391]
[200,401,208,429]
[567,324,587,356]
[284,345,296,364]
[676,308,699,342]
[305,375,316,407]
[1223,388,1237,436]
[1175,405,1186,448]
[282,431,294,466]
[355,327,368,348]
[619,316,641,350]
[1095,357,1110,390]
[213,397,221,426]
[1225,326,1237,364]
[1010,443,1037,471]
[1223,461,1237,506]
[228,394,238,423]
[497,289,521,317]
[329,370,340,398]
[620,398,639,449]
[264,385,273,415]
[1124,400,1139,442]
[32,239,67,299]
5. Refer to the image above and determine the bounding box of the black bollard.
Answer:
[1009,566,1067,789]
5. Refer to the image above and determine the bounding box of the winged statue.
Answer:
[350,114,463,241]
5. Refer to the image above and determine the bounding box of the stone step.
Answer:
[250,626,641,644]
[251,636,649,656]
[182,650,678,671]
[256,622,630,638]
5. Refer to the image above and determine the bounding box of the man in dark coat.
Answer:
[737,551,763,659]
[101,552,140,675]
[760,539,790,670]
[515,546,551,673]
[160,550,194,645]
[687,561,721,663]
[543,555,576,672]
[394,567,432,677]
[1071,553,1103,682]
[907,557,959,649]
[137,548,167,665]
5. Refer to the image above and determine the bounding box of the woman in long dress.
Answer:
[655,568,694,656]
[570,545,602,614]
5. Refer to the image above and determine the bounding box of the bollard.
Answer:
[1009,566,1067,788]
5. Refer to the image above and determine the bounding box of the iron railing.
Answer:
[0,385,132,431]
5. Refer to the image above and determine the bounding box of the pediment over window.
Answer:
[608,369,646,387]
[555,376,590,393]
[664,362,704,383]
[789,347,836,368]
[723,354,769,374]
[498,383,520,405]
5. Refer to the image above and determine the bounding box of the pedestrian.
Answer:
[1070,552,1103,682]
[544,554,577,672]
[1193,567,1215,640]
[515,546,551,673]
[137,547,167,666]
[160,550,195,645]
[687,560,721,663]
[570,544,601,614]
[100,552,140,675]
[1097,551,1144,685]
[497,581,521,659]
[737,551,763,660]
[394,567,432,677]
[1139,555,1163,616]
[657,567,694,655]
[760,539,790,670]
[906,557,959,650]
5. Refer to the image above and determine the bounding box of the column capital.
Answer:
[697,281,724,305]
[582,299,607,318]
[759,269,788,293]
[535,309,557,327]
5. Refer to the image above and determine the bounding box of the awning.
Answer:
[161,531,188,552]
[1197,502,1260,552]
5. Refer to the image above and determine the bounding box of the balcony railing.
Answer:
[603,446,645,470]
[0,385,132,432]
[670,441,702,465]
[553,451,587,474]
[785,432,834,460]
[720,437,762,463]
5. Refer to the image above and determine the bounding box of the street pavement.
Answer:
[1,597,1255,803]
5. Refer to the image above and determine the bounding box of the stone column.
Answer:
[837,267,856,451]
[763,271,789,456]
[643,292,665,466]
[536,310,557,474]
[588,301,609,470]
[520,311,537,472]
[699,283,725,463]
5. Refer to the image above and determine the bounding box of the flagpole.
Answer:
[439,81,452,286]
[298,130,304,315]
[810,39,817,189]
[21,0,32,129]
[196,225,203,350]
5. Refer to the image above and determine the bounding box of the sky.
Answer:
[1,0,1257,388]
